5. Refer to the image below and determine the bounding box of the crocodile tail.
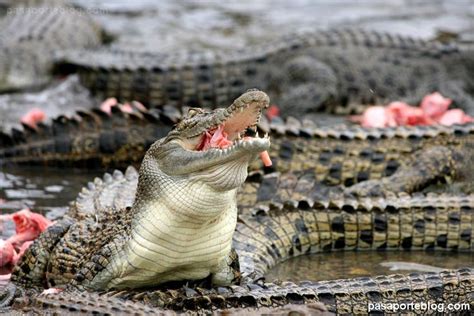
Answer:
[0,107,178,168]
[104,267,473,313]
[234,193,474,278]
[53,49,172,106]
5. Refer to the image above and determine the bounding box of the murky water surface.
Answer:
[1,0,473,278]
[0,166,102,214]
[266,251,473,281]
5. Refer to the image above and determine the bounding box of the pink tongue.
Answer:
[198,126,273,166]
[210,125,233,149]
[197,125,233,151]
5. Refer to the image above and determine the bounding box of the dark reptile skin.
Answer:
[1,107,473,189]
[2,165,473,314]
[1,92,473,314]
[56,29,474,115]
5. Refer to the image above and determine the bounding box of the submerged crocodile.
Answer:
[57,29,474,115]
[0,0,102,92]
[1,91,473,314]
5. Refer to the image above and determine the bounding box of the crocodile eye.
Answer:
[187,108,203,117]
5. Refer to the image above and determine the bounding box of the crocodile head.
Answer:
[141,89,271,192]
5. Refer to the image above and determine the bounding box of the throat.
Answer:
[155,177,239,222]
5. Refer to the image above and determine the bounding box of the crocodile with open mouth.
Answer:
[1,90,473,314]
[0,89,271,300]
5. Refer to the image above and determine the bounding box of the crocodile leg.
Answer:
[211,248,242,286]
[346,145,460,196]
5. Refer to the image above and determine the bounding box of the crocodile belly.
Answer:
[99,203,238,289]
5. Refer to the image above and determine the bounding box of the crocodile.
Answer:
[0,0,102,92]
[5,166,474,314]
[1,101,473,192]
[1,90,473,314]
[56,29,474,115]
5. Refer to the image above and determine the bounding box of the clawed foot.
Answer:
[240,271,265,286]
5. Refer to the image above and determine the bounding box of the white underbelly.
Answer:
[107,201,237,288]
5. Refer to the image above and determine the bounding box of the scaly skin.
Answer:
[17,269,473,315]
[0,108,324,167]
[0,106,180,168]
[68,162,473,220]
[1,90,473,314]
[5,167,474,314]
[57,29,474,115]
[17,292,332,316]
[0,0,102,92]
[88,269,474,314]
[11,289,166,316]
[65,167,474,281]
[1,102,473,190]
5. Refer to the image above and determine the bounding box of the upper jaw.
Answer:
[182,90,270,152]
[222,91,269,141]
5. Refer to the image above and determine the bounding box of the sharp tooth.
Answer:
[256,131,259,138]
[264,133,268,138]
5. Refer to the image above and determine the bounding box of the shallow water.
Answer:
[266,251,473,281]
[0,166,103,221]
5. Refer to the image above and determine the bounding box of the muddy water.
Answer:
[0,166,103,239]
[266,251,473,282]
[1,0,473,279]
